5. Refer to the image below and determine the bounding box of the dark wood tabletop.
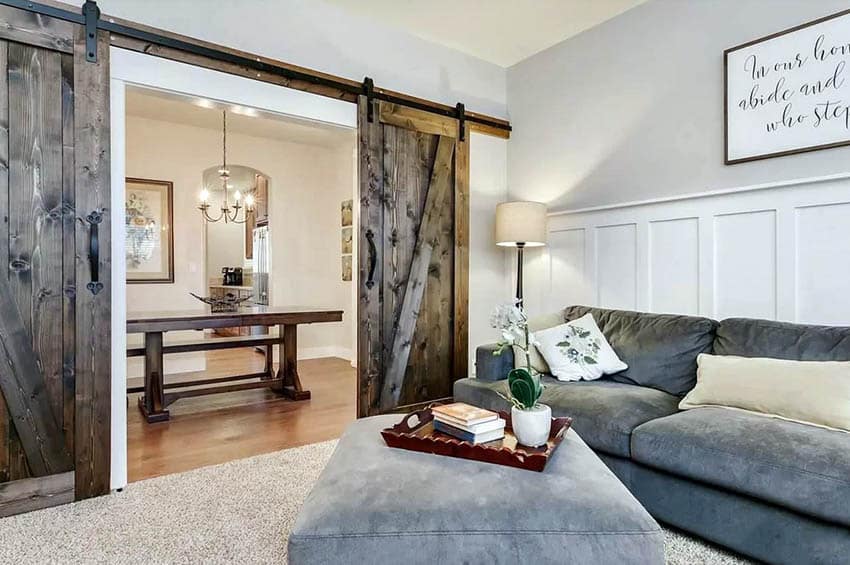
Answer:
[126,305,344,333]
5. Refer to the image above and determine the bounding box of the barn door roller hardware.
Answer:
[363,77,375,123]
[82,0,100,62]
[0,1,511,134]
[455,103,466,141]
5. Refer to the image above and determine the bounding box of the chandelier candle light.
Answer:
[199,110,255,223]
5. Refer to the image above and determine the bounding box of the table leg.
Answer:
[263,343,274,379]
[278,324,311,400]
[138,331,170,423]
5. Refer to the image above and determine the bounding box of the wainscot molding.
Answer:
[547,171,850,216]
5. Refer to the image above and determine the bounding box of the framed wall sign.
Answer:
[725,9,850,164]
[126,178,174,283]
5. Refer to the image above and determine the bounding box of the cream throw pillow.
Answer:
[680,354,850,433]
[533,313,628,381]
[512,311,565,374]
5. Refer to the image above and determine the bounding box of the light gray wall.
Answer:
[507,0,850,211]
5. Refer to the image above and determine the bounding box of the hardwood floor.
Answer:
[127,349,356,483]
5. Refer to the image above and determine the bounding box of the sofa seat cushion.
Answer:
[631,407,850,526]
[564,306,717,396]
[454,377,680,458]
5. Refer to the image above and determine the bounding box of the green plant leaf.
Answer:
[507,367,541,409]
[583,356,597,364]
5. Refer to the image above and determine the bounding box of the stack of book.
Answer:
[431,402,506,444]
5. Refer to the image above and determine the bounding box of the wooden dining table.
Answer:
[127,306,343,423]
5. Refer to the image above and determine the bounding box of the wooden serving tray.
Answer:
[381,407,572,472]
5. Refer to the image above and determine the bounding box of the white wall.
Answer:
[87,0,506,119]
[507,0,850,211]
[469,133,510,367]
[125,115,355,360]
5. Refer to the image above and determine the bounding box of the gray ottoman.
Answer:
[289,415,663,564]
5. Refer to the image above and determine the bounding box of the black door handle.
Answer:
[365,229,377,289]
[86,210,104,295]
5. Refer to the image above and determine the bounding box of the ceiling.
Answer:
[323,0,648,67]
[124,86,355,149]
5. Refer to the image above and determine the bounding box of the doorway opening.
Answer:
[116,64,358,483]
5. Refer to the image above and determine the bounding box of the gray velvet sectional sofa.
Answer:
[454,305,850,565]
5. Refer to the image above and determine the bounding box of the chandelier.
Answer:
[198,110,255,223]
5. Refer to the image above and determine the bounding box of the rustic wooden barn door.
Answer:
[358,98,469,417]
[0,5,111,515]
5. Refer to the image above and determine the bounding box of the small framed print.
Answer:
[341,227,353,254]
[126,178,174,284]
[341,255,352,282]
[341,199,353,227]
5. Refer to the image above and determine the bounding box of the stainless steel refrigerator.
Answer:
[252,225,270,306]
[251,226,270,344]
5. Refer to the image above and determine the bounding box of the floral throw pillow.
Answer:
[533,313,628,381]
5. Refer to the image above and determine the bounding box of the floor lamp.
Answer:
[495,201,548,308]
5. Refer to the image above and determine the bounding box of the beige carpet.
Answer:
[0,440,751,564]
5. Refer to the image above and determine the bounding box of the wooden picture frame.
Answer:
[725,9,850,164]
[125,178,175,283]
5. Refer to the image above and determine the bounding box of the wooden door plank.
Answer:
[73,28,111,500]
[380,135,455,410]
[419,140,454,403]
[5,41,70,480]
[0,6,73,54]
[357,96,384,417]
[8,41,66,435]
[0,275,72,476]
[60,51,75,456]
[453,136,470,381]
[0,470,73,518]
[0,39,9,482]
[379,102,458,138]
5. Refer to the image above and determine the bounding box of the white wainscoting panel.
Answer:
[713,210,776,320]
[649,217,699,315]
[795,202,850,325]
[549,228,592,306]
[532,174,850,326]
[595,224,637,310]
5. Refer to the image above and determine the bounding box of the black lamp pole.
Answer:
[515,242,526,307]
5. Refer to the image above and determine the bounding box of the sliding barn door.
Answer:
[358,98,469,416]
[0,5,111,515]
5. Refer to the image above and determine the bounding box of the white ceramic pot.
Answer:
[511,404,552,448]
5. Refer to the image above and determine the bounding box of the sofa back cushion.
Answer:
[563,306,717,396]
[715,318,850,361]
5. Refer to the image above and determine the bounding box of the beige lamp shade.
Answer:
[495,201,548,247]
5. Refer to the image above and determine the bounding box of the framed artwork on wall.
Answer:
[341,199,353,227]
[126,177,175,283]
[725,9,850,164]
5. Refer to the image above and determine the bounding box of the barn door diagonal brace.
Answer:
[82,0,100,63]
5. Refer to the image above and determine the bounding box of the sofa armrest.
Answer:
[475,343,512,382]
